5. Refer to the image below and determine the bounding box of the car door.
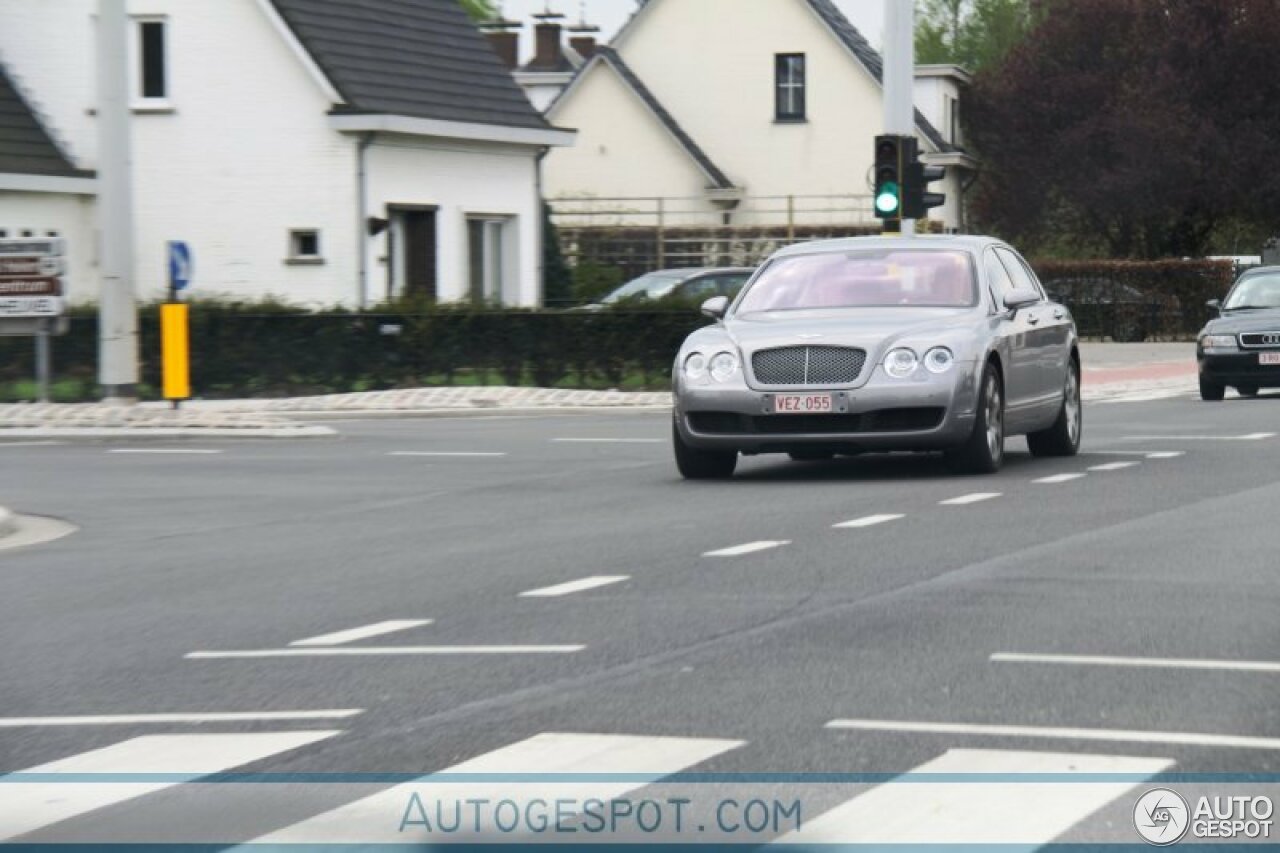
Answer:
[983,249,1039,422]
[997,248,1071,408]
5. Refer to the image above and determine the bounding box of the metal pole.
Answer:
[883,0,916,236]
[656,198,666,268]
[97,0,140,401]
[35,322,51,403]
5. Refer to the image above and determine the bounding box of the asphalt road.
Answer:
[3,390,1280,846]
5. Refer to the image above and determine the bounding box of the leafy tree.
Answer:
[459,0,497,22]
[916,0,1030,72]
[965,0,1280,258]
[542,202,573,307]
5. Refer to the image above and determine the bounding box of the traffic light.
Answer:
[873,135,905,223]
[903,155,947,220]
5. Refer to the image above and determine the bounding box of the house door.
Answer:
[400,209,437,300]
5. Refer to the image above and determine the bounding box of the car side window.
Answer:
[678,276,720,301]
[995,248,1044,301]
[984,251,1017,311]
[717,274,751,297]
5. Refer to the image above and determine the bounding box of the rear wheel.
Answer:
[1236,384,1260,397]
[947,364,1004,474]
[1027,360,1082,457]
[673,421,737,479]
[1199,376,1226,401]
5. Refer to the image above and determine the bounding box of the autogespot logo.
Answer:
[1135,788,1191,846]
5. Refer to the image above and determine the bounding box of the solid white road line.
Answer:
[940,493,1002,506]
[1089,462,1140,472]
[826,718,1280,750]
[775,748,1171,844]
[388,451,507,458]
[289,620,433,647]
[0,441,65,448]
[0,731,340,842]
[703,540,791,557]
[187,645,585,659]
[552,438,663,444]
[251,732,743,844]
[0,710,362,727]
[1033,473,1087,484]
[107,448,223,455]
[992,651,1280,674]
[1122,432,1276,442]
[519,576,630,597]
[833,514,905,529]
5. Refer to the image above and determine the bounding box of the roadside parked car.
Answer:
[1045,277,1177,342]
[1197,265,1280,400]
[671,236,1082,478]
[580,267,754,310]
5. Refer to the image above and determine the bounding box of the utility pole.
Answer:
[97,0,139,401]
[883,0,915,236]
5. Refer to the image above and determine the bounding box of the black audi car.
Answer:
[1198,266,1280,400]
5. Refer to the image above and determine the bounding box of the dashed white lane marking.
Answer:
[1089,461,1140,472]
[939,493,1001,506]
[289,620,433,647]
[833,514,905,529]
[1090,450,1185,459]
[1033,473,1086,484]
[992,652,1280,673]
[1121,432,1276,442]
[0,710,362,727]
[388,451,507,458]
[552,438,664,444]
[106,448,224,455]
[0,731,341,842]
[0,441,65,448]
[825,718,1280,750]
[775,748,1171,845]
[186,645,585,659]
[1146,451,1186,459]
[519,576,630,597]
[703,540,791,557]
[251,732,743,844]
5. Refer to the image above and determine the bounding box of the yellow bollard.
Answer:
[160,302,190,404]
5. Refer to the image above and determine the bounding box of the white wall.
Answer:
[365,137,542,307]
[0,191,97,303]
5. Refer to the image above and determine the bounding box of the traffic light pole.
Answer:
[883,0,915,236]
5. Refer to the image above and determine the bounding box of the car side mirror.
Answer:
[1003,289,1039,312]
[701,295,729,320]
[1206,298,1222,313]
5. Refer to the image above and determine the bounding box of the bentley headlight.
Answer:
[1201,334,1237,351]
[884,348,919,379]
[709,351,740,382]
[683,352,707,380]
[924,347,955,374]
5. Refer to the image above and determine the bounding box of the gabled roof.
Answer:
[269,0,550,131]
[0,63,90,178]
[550,47,735,190]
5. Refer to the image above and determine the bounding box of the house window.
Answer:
[132,18,169,103]
[287,229,323,264]
[775,53,806,122]
[467,217,511,305]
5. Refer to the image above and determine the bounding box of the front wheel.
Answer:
[946,364,1004,474]
[1199,377,1225,401]
[673,421,737,479]
[1027,360,1082,457]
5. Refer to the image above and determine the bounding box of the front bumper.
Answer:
[675,361,981,454]
[1199,350,1280,387]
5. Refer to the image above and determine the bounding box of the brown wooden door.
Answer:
[403,210,437,300]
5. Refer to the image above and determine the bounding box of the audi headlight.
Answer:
[1201,334,1237,351]
[924,347,955,374]
[683,352,707,380]
[884,348,919,379]
[709,351,740,382]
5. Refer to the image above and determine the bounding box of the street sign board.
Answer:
[0,296,63,317]
[168,241,192,291]
[0,238,67,323]
[0,255,62,278]
[0,237,64,257]
[0,277,62,296]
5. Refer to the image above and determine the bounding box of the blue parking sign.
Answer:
[168,241,192,291]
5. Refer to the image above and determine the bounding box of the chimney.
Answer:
[530,20,565,70]
[569,35,596,60]
[486,30,519,69]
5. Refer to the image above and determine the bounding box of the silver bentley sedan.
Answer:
[672,236,1082,478]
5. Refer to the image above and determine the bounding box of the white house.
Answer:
[0,0,574,307]
[541,0,977,232]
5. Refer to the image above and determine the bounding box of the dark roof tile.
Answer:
[0,64,88,178]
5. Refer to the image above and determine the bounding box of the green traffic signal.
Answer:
[875,184,901,215]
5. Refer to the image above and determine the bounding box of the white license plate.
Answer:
[1261,353,1280,366]
[0,296,62,317]
[773,393,834,414]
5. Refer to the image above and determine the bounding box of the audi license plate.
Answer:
[1260,352,1280,366]
[773,393,834,414]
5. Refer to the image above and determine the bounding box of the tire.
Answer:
[946,363,1005,474]
[1236,384,1260,397]
[1027,359,1082,458]
[673,420,737,479]
[1199,376,1226,401]
[788,450,835,462]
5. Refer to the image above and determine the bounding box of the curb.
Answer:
[279,405,675,421]
[0,425,337,440]
[0,507,16,540]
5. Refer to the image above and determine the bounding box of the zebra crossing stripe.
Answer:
[774,748,1172,844]
[249,732,743,844]
[0,731,340,842]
